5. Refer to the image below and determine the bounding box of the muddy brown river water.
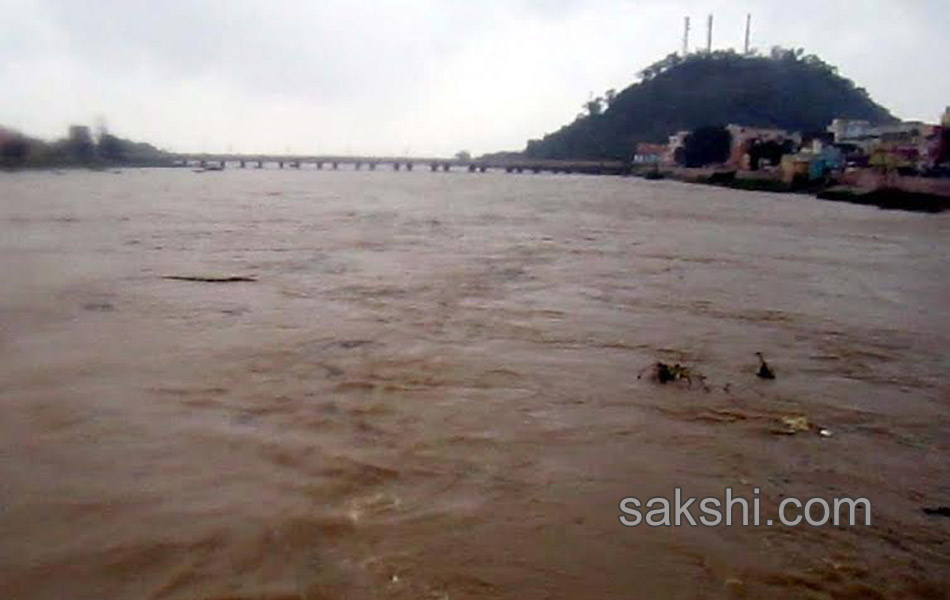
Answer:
[1,169,949,599]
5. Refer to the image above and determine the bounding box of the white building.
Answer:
[827,119,873,143]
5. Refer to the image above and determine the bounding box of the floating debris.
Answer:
[922,506,950,518]
[755,352,776,379]
[162,275,257,283]
[638,362,701,388]
[326,339,374,350]
[782,415,810,432]
[773,416,833,438]
[82,301,115,312]
[772,415,811,435]
[724,577,746,596]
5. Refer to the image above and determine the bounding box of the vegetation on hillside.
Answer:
[524,47,896,160]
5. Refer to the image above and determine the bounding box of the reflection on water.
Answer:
[1,169,949,599]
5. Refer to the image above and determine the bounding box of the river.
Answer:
[1,168,949,599]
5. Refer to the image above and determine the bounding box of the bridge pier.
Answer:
[176,156,624,177]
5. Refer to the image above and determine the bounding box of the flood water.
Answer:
[1,168,949,599]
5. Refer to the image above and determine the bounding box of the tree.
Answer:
[584,96,604,117]
[98,133,127,162]
[1,136,29,167]
[679,126,732,167]
[455,150,472,162]
[638,53,682,81]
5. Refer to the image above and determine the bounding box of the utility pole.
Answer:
[744,13,751,55]
[706,14,713,53]
[682,16,690,57]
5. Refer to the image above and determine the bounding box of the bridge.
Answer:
[170,154,628,175]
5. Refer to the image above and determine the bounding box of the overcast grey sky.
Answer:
[2,0,947,156]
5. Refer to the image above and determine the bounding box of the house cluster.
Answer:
[634,107,950,182]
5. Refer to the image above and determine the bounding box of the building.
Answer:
[826,117,947,172]
[634,142,667,164]
[829,119,932,150]
[780,141,843,183]
[780,154,811,183]
[0,126,17,147]
[665,131,690,165]
[725,124,796,170]
[827,119,874,144]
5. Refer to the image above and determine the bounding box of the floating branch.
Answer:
[162,275,257,283]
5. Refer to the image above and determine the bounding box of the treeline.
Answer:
[524,47,896,160]
[0,125,170,169]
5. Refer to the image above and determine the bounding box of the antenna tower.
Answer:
[682,16,690,56]
[744,14,751,54]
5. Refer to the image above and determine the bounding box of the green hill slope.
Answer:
[523,48,896,160]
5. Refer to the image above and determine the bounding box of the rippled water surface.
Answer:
[1,169,949,599]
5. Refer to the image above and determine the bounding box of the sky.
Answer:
[2,0,948,157]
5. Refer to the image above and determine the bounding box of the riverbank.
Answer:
[632,166,950,213]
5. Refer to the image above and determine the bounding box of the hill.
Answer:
[523,48,897,160]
